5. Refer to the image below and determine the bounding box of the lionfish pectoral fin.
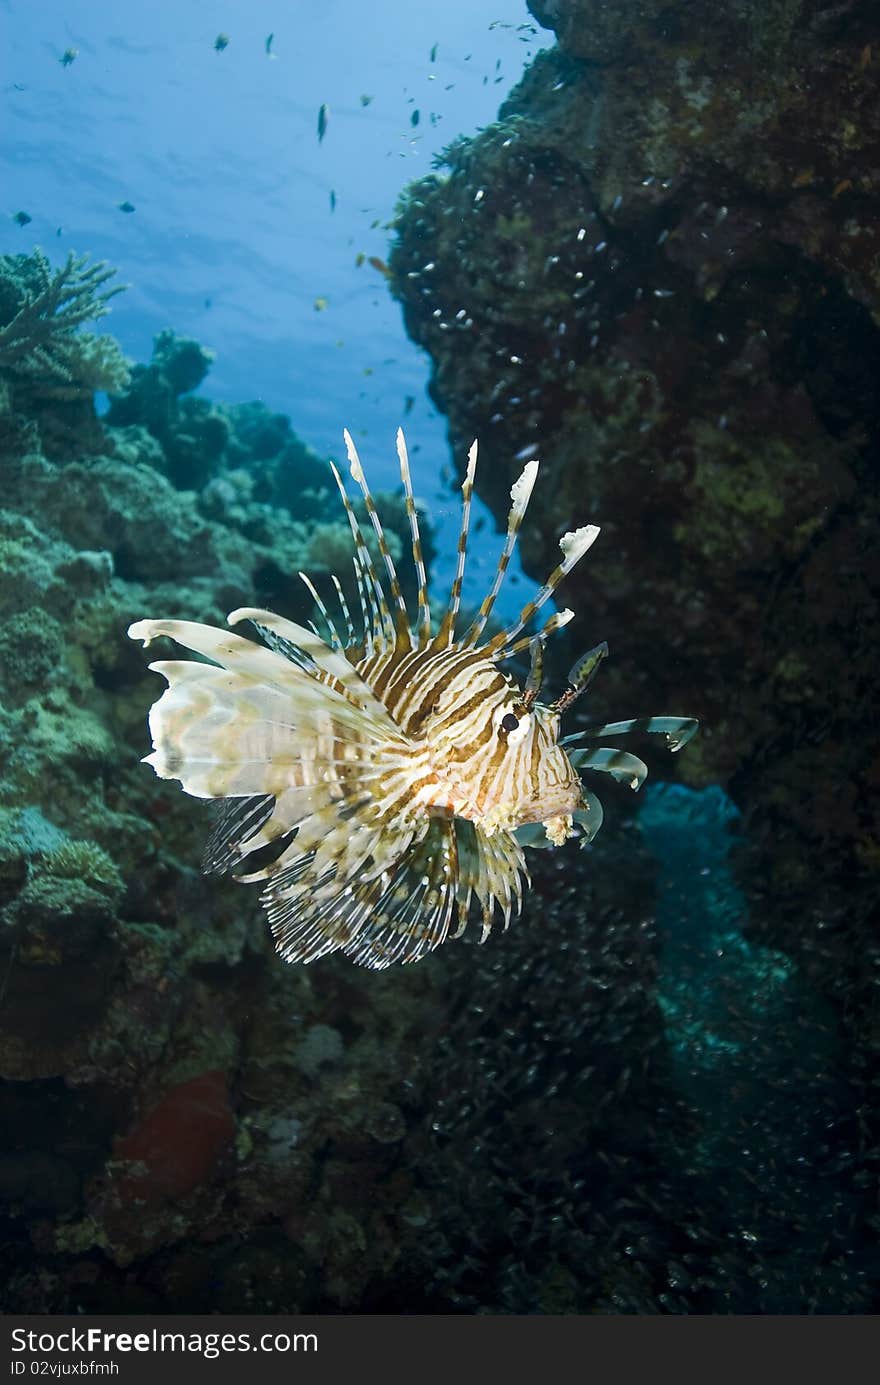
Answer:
[450,888,472,939]
[226,607,400,726]
[263,817,460,969]
[203,793,276,874]
[655,716,700,752]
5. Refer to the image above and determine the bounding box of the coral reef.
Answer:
[101,330,432,615]
[0,252,463,1310]
[2,23,878,1304]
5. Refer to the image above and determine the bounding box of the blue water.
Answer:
[1,0,549,608]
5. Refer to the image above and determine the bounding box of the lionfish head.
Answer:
[422,668,583,836]
[489,696,584,827]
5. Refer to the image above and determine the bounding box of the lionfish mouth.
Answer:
[128,427,698,969]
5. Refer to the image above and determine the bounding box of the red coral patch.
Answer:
[114,1069,235,1205]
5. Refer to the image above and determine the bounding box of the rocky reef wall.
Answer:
[388,0,880,1100]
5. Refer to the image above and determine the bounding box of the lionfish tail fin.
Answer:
[127,616,412,802]
[226,607,400,723]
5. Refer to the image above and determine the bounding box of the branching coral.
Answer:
[0,248,130,397]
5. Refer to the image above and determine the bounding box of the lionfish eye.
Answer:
[500,712,519,733]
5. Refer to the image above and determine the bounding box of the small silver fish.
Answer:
[317,103,329,142]
[129,430,697,969]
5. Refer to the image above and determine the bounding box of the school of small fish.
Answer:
[129,430,697,970]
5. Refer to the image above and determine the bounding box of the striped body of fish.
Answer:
[128,429,697,969]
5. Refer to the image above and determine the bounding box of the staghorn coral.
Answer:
[0,249,130,398]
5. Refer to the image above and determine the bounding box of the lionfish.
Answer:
[129,429,696,969]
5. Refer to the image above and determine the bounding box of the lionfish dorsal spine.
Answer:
[343,429,411,645]
[462,459,540,647]
[328,458,395,648]
[330,572,357,648]
[502,607,575,660]
[350,553,376,655]
[296,569,344,652]
[487,522,601,658]
[522,634,545,709]
[436,438,478,647]
[395,427,432,646]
